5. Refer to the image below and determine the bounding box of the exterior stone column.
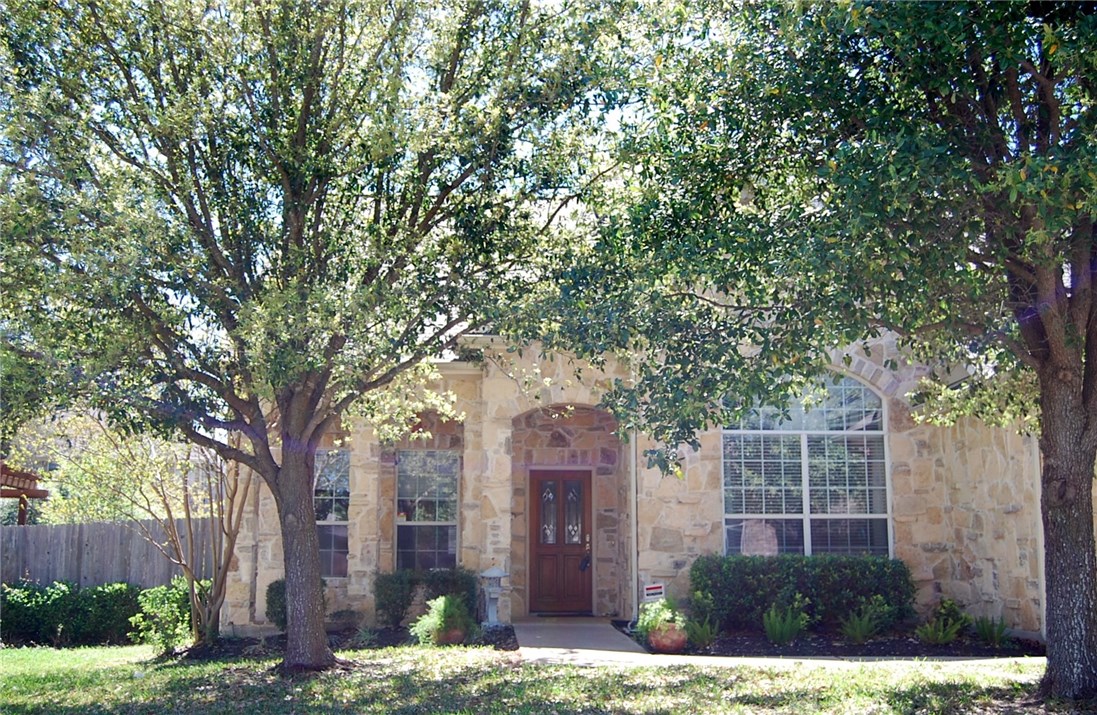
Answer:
[481,414,514,622]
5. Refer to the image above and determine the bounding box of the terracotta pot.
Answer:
[648,623,688,653]
[435,627,466,645]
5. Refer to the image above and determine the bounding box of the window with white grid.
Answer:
[314,449,350,577]
[723,374,890,557]
[396,450,459,571]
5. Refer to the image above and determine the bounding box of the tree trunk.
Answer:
[1038,372,1097,699]
[272,447,335,670]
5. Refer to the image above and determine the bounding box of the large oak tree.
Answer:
[1,0,623,669]
[539,1,1097,699]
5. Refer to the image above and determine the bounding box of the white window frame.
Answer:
[722,373,893,557]
[314,448,350,578]
[395,449,460,571]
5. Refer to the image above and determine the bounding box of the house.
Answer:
[220,334,1044,637]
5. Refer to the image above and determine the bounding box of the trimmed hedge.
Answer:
[1,580,140,646]
[690,554,915,631]
[373,568,479,627]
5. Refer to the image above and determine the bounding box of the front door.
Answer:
[530,470,593,613]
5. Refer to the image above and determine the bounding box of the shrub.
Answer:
[374,571,418,627]
[75,582,141,645]
[634,597,686,642]
[973,615,1009,648]
[762,593,810,646]
[0,580,135,647]
[690,554,915,632]
[421,568,478,616]
[409,595,475,645]
[265,579,288,632]
[129,577,194,655]
[839,594,890,644]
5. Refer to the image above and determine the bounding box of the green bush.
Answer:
[634,597,686,642]
[1,580,140,646]
[690,554,915,632]
[373,568,479,627]
[373,571,418,627]
[75,582,142,645]
[265,579,288,632]
[129,577,194,655]
[421,568,478,616]
[409,595,476,646]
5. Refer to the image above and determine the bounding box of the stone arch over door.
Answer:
[510,405,629,617]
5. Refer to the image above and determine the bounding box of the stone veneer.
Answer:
[509,406,626,617]
[222,336,1046,637]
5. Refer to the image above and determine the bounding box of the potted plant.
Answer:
[409,594,476,646]
[636,597,688,653]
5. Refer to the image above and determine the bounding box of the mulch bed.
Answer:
[613,622,1045,659]
[180,625,519,662]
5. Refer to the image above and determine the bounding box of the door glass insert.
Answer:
[541,480,557,544]
[564,479,582,544]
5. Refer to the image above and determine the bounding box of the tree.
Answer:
[1,0,624,669]
[536,1,1097,699]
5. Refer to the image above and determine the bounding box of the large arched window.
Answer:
[722,374,890,556]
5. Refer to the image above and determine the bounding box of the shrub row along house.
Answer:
[221,334,1043,637]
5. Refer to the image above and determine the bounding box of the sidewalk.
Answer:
[513,618,1045,676]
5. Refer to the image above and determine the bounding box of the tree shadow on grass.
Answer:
[2,650,1071,715]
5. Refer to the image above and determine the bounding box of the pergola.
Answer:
[1,463,49,525]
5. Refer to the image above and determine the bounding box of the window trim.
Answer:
[394,449,461,571]
[314,448,350,579]
[721,372,893,557]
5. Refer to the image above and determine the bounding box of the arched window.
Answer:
[722,374,890,556]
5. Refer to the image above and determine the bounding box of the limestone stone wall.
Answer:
[840,339,1044,635]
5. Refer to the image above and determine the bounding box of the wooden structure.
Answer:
[1,463,49,525]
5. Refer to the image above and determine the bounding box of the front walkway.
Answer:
[512,618,1045,677]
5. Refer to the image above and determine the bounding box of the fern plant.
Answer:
[839,595,890,644]
[762,594,810,646]
[973,616,1009,648]
[915,617,965,645]
[684,617,719,648]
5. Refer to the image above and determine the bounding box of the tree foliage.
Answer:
[1,0,626,668]
[537,0,1097,699]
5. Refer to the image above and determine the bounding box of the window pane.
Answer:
[540,480,558,545]
[564,479,583,544]
[725,518,804,555]
[810,518,889,555]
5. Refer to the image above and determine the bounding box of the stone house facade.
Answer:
[221,335,1045,637]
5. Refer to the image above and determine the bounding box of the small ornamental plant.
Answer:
[410,595,476,646]
[973,615,1010,648]
[635,598,688,653]
[762,593,810,646]
[839,595,891,645]
[915,598,971,645]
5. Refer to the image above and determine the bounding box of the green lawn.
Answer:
[0,644,1068,714]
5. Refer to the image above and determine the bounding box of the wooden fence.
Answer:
[1,518,213,588]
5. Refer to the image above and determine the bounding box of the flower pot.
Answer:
[435,627,466,645]
[648,623,688,653]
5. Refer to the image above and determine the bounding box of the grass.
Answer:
[0,643,1067,714]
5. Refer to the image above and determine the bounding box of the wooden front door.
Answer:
[530,470,593,613]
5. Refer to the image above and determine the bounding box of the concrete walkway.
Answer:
[513,618,1045,676]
